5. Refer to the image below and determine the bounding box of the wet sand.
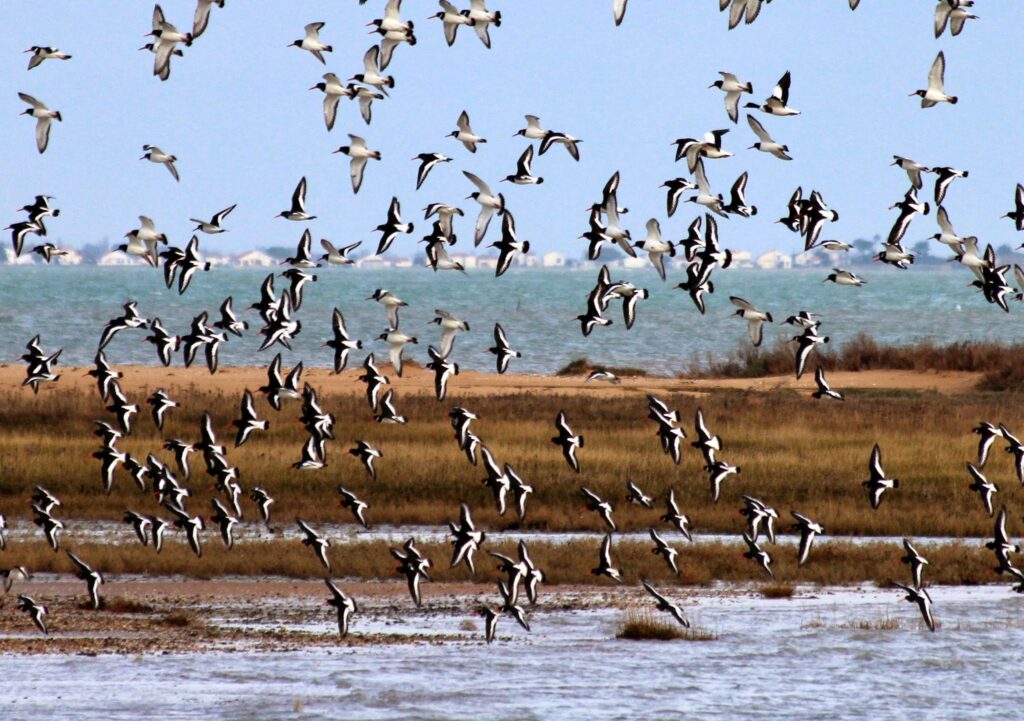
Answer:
[0,364,982,398]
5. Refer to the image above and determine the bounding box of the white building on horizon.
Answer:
[756,250,792,270]
[234,250,276,268]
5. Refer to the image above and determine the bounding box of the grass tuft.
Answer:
[760,582,796,599]
[616,609,717,641]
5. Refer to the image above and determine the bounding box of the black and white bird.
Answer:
[308,73,352,131]
[325,579,357,638]
[210,498,239,549]
[66,551,103,609]
[232,390,268,447]
[290,21,332,64]
[740,495,778,544]
[912,51,957,107]
[276,177,316,221]
[891,581,936,632]
[258,353,304,411]
[413,153,452,190]
[723,171,758,217]
[467,0,501,48]
[972,421,1004,467]
[891,156,931,190]
[140,145,180,181]
[25,46,72,70]
[863,444,900,510]
[502,145,544,185]
[16,595,47,635]
[297,519,331,570]
[449,503,486,573]
[633,219,675,281]
[812,367,844,400]
[791,511,824,566]
[18,92,61,153]
[710,72,753,123]
[742,532,773,577]
[552,411,584,473]
[967,462,998,517]
[2,566,30,594]
[213,297,248,338]
[691,409,722,466]
[641,581,690,626]
[486,323,520,374]
[730,296,772,346]
[999,424,1024,484]
[792,326,830,379]
[489,211,530,277]
[431,1,473,46]
[348,440,382,480]
[1003,184,1024,231]
[660,489,692,541]
[932,166,968,206]
[626,480,654,509]
[580,487,616,531]
[463,171,506,246]
[334,135,381,194]
[146,389,177,430]
[373,197,414,256]
[449,110,486,153]
[350,45,394,95]
[935,0,977,38]
[746,114,791,160]
[370,0,417,69]
[648,529,681,575]
[168,505,205,558]
[707,460,740,503]
[322,309,362,373]
[190,204,235,234]
[591,533,623,582]
[745,71,799,116]
[147,4,193,79]
[336,486,370,529]
[374,389,407,424]
[823,268,865,287]
[515,115,583,161]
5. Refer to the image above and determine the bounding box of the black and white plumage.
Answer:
[972,421,1004,467]
[967,462,998,517]
[374,389,407,424]
[648,529,681,575]
[2,566,30,594]
[710,71,752,124]
[168,505,205,558]
[591,533,623,583]
[660,489,692,541]
[863,444,900,510]
[723,171,758,217]
[999,424,1024,485]
[626,480,654,509]
[18,92,62,153]
[463,171,505,246]
[449,503,486,573]
[249,487,275,527]
[891,581,936,632]
[706,460,740,503]
[146,388,178,430]
[691,408,722,466]
[426,345,459,401]
[297,518,332,570]
[742,532,773,577]
[25,46,72,70]
[580,487,616,531]
[258,353,304,411]
[745,71,799,116]
[791,326,830,380]
[289,21,332,64]
[489,211,530,277]
[209,498,239,549]
[16,595,48,635]
[502,145,543,185]
[642,581,690,627]
[413,153,452,190]
[486,323,520,374]
[231,390,268,447]
[791,511,824,566]
[449,110,486,153]
[730,296,772,346]
[431,1,474,46]
[336,485,370,529]
[373,197,414,257]
[552,411,584,473]
[348,440,382,481]
[746,114,790,160]
[932,166,968,206]
[325,579,357,638]
[66,551,103,609]
[912,51,957,107]
[812,367,844,400]
[334,135,381,194]
[276,177,316,221]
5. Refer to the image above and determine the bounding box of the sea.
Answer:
[0,265,1013,374]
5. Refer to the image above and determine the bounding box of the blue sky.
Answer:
[2,1,1021,258]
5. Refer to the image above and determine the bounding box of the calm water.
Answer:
[2,585,1021,721]
[0,266,1010,374]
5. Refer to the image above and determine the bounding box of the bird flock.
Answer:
[3,0,1023,641]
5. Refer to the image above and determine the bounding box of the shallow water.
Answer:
[0,266,1007,375]
[3,585,1021,720]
